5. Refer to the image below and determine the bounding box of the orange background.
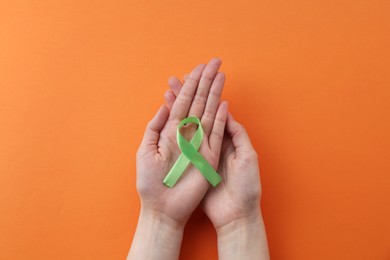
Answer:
[1,0,389,259]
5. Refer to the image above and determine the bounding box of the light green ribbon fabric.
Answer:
[163,117,221,188]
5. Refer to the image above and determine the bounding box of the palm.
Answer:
[165,71,262,228]
[137,120,217,223]
[202,132,261,228]
[136,58,228,225]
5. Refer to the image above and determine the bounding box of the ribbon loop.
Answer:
[163,117,221,188]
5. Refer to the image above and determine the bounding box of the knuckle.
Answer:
[196,90,208,100]
[215,114,226,123]
[211,131,223,142]
[186,76,200,84]
[202,109,215,120]
[209,88,222,97]
[201,72,215,82]
[193,92,208,105]
[177,91,193,103]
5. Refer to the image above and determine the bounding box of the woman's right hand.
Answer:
[136,58,228,227]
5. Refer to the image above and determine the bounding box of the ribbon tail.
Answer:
[163,153,191,188]
[181,143,221,187]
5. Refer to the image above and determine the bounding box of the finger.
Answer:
[226,112,255,154]
[169,64,206,120]
[139,105,170,152]
[168,76,183,97]
[164,90,176,110]
[167,76,183,97]
[187,57,222,118]
[209,101,229,153]
[201,72,225,136]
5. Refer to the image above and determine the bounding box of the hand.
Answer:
[165,76,270,260]
[136,57,228,227]
[165,75,261,229]
[165,76,269,259]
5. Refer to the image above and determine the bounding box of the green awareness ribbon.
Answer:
[163,117,221,188]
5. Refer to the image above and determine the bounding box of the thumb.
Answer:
[139,105,170,152]
[226,112,255,155]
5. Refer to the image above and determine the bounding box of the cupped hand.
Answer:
[136,58,228,226]
[165,75,262,230]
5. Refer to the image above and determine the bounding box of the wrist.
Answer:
[216,206,262,237]
[216,207,270,260]
[139,206,186,232]
[128,206,185,260]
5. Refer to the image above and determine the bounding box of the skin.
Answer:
[128,58,228,260]
[128,58,270,260]
[165,73,270,260]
